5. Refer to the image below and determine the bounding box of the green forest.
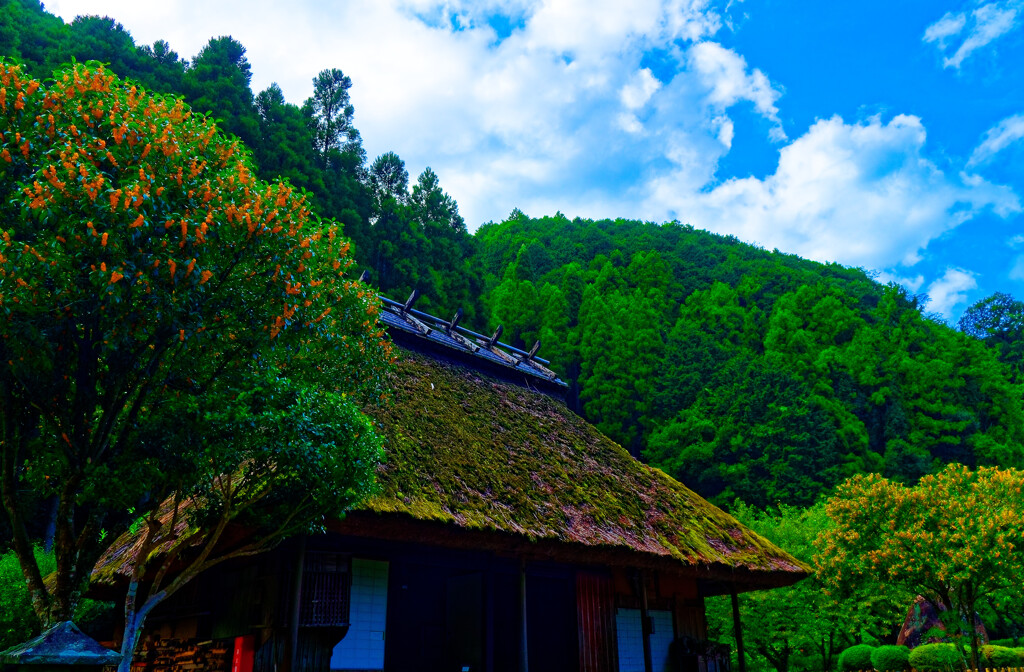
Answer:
[1,0,1023,669]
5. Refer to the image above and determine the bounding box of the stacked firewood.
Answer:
[129,639,231,672]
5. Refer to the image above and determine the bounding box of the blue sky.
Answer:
[47,0,1024,319]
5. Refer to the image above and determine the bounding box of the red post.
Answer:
[232,635,256,672]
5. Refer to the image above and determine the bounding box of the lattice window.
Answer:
[299,552,352,627]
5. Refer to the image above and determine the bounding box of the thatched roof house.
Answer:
[92,293,806,672]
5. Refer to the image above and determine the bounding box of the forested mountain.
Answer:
[2,0,1022,513]
[476,214,1024,507]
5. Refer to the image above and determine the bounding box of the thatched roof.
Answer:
[92,301,808,594]
[336,351,806,592]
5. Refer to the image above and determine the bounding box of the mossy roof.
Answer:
[351,351,807,583]
[91,349,807,591]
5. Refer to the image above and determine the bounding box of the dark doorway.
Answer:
[384,561,485,672]
[527,571,578,672]
[445,573,483,670]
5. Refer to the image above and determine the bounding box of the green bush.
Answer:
[0,547,115,649]
[0,547,53,650]
[981,645,1022,668]
[908,643,965,672]
[987,639,1018,648]
[871,644,910,671]
[839,644,876,671]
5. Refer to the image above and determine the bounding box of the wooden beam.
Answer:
[401,288,420,315]
[446,308,479,352]
[731,588,747,672]
[485,325,503,349]
[447,308,463,334]
[288,537,307,672]
[398,311,432,336]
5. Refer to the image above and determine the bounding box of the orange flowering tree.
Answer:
[0,60,392,633]
[815,465,1024,668]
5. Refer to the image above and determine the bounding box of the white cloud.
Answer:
[926,267,978,318]
[876,271,925,293]
[924,1,1022,69]
[620,68,662,110]
[923,11,967,47]
[617,68,662,133]
[688,41,786,140]
[653,114,1021,269]
[42,1,791,227]
[969,113,1024,166]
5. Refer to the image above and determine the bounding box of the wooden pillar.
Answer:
[289,537,307,672]
[731,588,746,672]
[520,559,529,672]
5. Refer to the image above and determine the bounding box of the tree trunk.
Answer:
[118,594,164,672]
[965,605,980,671]
[0,420,52,625]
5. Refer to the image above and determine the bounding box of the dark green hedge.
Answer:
[839,644,876,671]
[871,645,909,671]
[981,645,1022,668]
[908,643,965,672]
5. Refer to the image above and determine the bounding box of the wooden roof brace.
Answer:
[483,325,503,349]
[447,308,463,334]
[446,308,479,353]
[513,341,557,380]
[396,288,431,336]
[378,296,554,367]
[475,325,519,366]
[401,289,420,315]
[517,340,541,365]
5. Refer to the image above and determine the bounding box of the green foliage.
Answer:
[838,644,875,671]
[253,83,321,193]
[706,504,901,672]
[0,547,113,649]
[980,645,1021,668]
[183,36,259,149]
[303,67,361,163]
[870,645,909,672]
[817,466,1024,670]
[476,213,1024,508]
[0,60,391,627]
[958,293,1024,382]
[908,644,965,672]
[0,546,52,649]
